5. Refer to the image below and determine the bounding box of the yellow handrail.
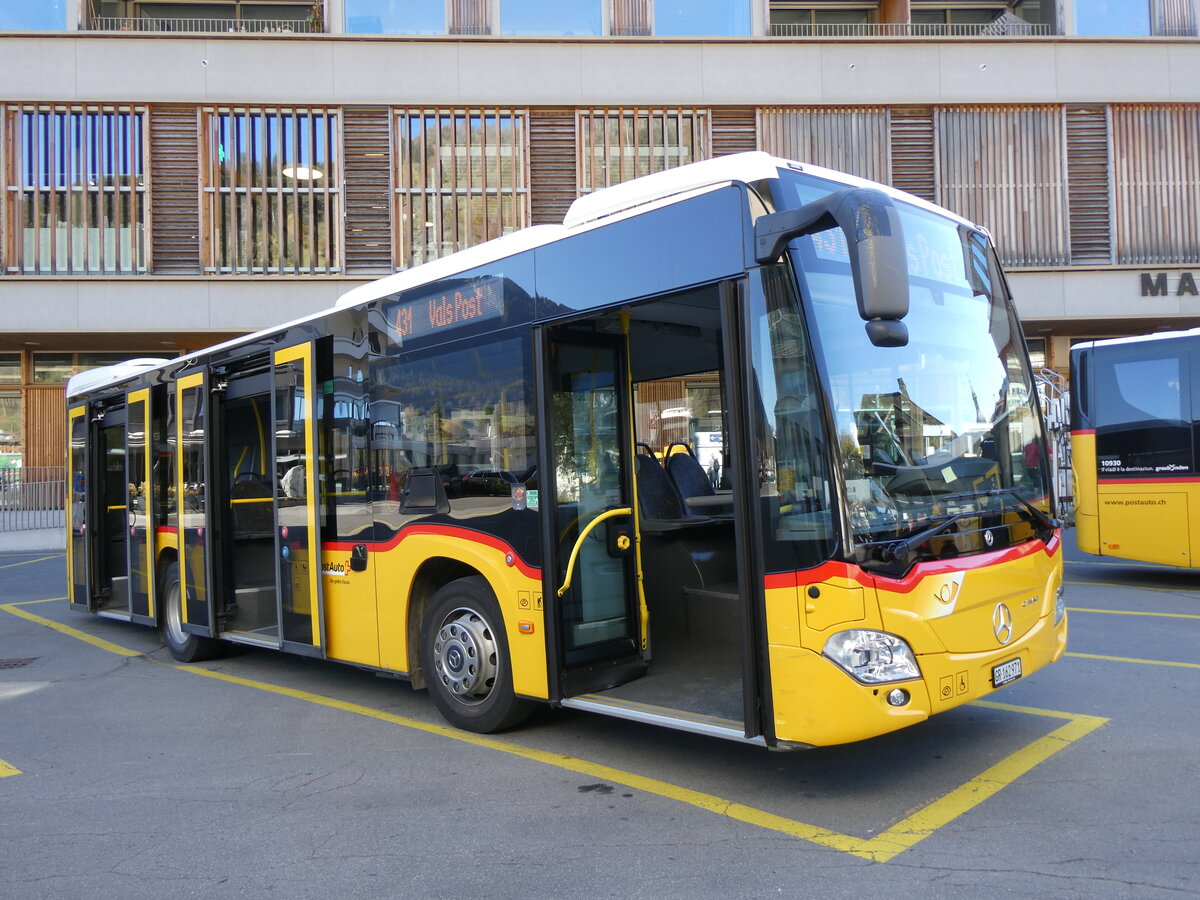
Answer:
[556,506,632,598]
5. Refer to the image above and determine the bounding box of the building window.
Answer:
[656,0,751,35]
[0,353,20,384]
[937,105,1067,268]
[758,107,890,184]
[202,106,341,274]
[2,104,147,275]
[1025,337,1047,370]
[0,1,67,30]
[912,4,1008,26]
[345,0,445,33]
[1111,104,1200,265]
[32,351,149,384]
[577,108,710,194]
[394,108,529,269]
[500,0,600,34]
[769,5,873,34]
[611,0,651,34]
[1074,0,1150,35]
[0,391,20,468]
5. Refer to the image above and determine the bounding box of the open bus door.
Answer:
[540,330,648,696]
[174,369,217,642]
[67,403,93,611]
[170,345,326,657]
[270,342,325,656]
[125,387,156,624]
[537,288,770,745]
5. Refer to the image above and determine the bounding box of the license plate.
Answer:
[992,657,1022,688]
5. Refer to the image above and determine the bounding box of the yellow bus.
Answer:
[1071,328,1200,567]
[67,152,1066,748]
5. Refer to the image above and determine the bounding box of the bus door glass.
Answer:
[545,334,642,672]
[98,404,130,613]
[126,388,155,622]
[273,343,324,654]
[176,371,215,637]
[68,404,91,610]
[221,372,282,644]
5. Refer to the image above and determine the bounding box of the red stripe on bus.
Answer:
[1071,429,1095,436]
[325,524,540,581]
[1099,476,1200,485]
[764,532,1060,594]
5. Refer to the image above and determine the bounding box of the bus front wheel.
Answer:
[160,562,221,663]
[420,576,533,733]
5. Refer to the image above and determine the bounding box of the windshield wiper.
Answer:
[856,510,978,568]
[938,488,1062,532]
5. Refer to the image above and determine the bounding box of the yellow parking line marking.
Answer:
[1067,651,1200,670]
[1066,580,1200,594]
[1068,606,1200,620]
[0,758,20,778]
[0,554,64,569]
[2,598,1107,863]
[1,599,140,658]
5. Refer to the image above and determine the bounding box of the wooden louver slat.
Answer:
[343,106,393,273]
[1065,105,1113,265]
[149,105,201,274]
[888,106,936,203]
[711,107,758,158]
[529,108,577,226]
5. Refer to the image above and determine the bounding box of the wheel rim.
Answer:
[164,579,187,646]
[432,606,499,705]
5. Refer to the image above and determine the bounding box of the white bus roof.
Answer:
[1073,327,1200,352]
[66,358,171,399]
[333,151,975,313]
[66,152,982,400]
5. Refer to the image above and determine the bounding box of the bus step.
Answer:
[562,694,765,746]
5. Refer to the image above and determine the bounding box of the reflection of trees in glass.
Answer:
[207,106,339,273]
[396,109,527,266]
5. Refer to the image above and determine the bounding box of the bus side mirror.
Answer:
[754,188,909,347]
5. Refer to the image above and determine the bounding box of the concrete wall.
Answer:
[1,34,1197,106]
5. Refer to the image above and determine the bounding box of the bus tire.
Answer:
[160,561,221,663]
[419,576,533,733]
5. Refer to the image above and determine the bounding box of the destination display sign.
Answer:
[384,275,505,343]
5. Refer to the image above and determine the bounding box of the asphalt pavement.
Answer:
[0,533,1196,899]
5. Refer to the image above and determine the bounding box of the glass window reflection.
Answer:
[1075,0,1149,35]
[500,0,600,35]
[345,0,445,34]
[656,0,750,35]
[0,0,66,30]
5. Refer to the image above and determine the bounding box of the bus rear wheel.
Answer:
[160,562,221,663]
[419,576,533,733]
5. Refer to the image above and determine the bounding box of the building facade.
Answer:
[2,0,1199,467]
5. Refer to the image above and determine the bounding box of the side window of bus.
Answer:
[1095,347,1193,476]
[369,330,536,526]
[321,343,374,542]
[748,265,837,570]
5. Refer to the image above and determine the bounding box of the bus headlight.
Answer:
[1054,586,1066,625]
[823,630,920,684]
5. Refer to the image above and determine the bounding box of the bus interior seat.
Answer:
[634,445,715,532]
[664,442,733,516]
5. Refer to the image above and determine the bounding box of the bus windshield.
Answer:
[776,170,1051,573]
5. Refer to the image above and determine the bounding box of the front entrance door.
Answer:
[543,332,645,692]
